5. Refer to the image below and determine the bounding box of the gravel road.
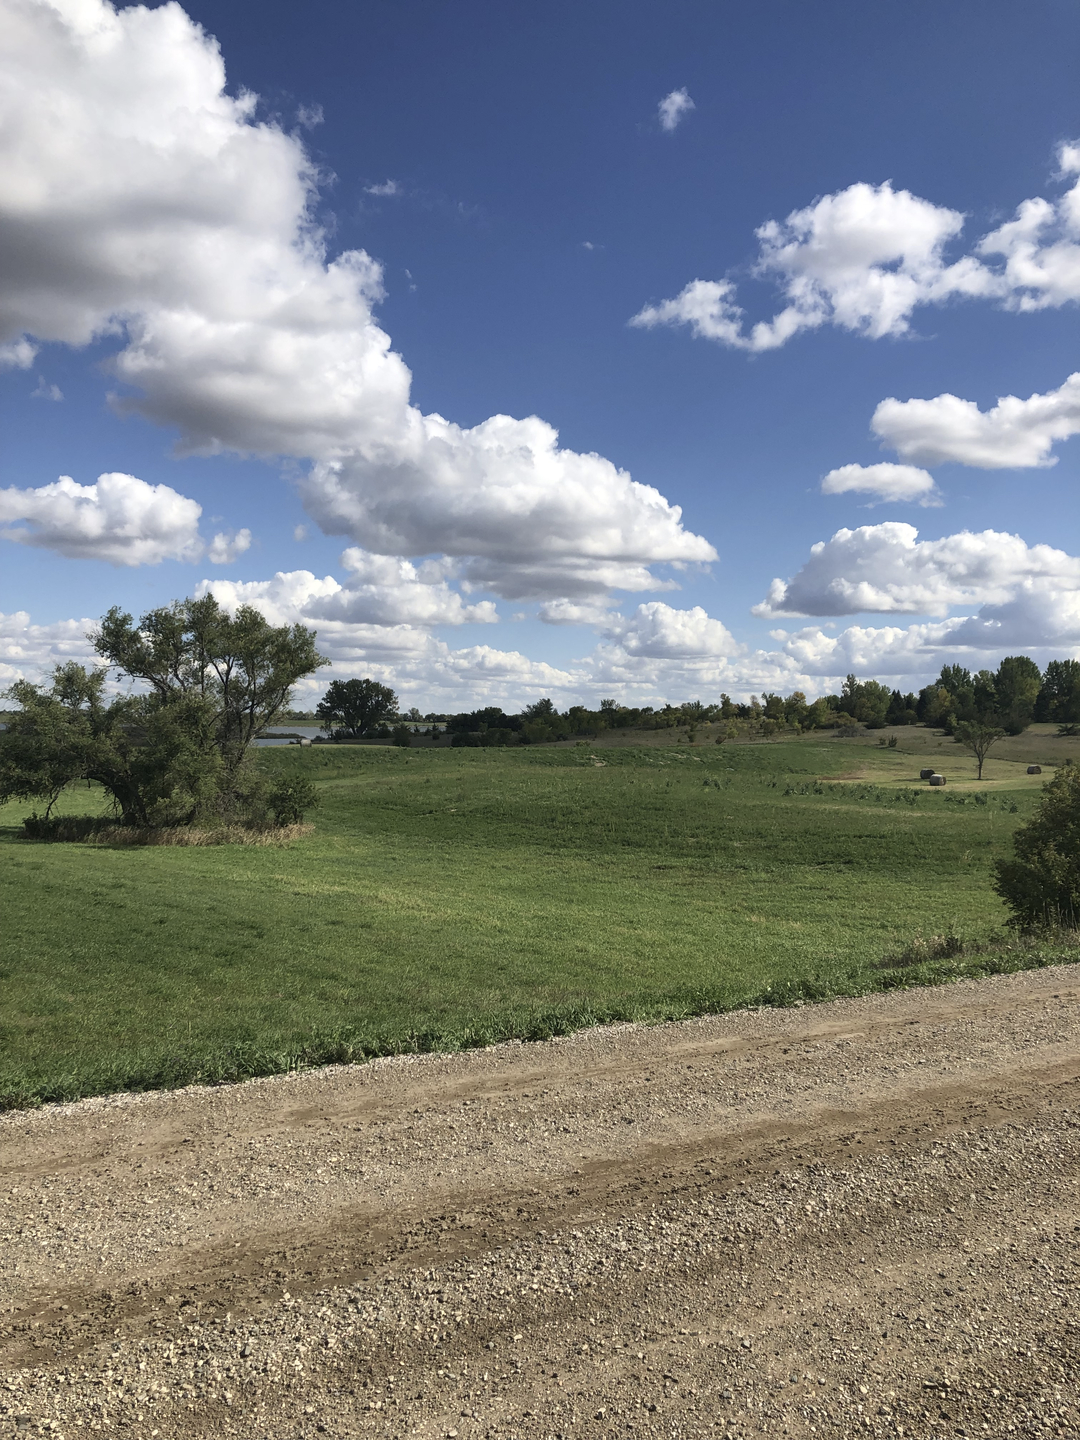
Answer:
[2,965,1078,1440]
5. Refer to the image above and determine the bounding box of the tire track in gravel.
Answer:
[3,1057,1079,1373]
[1,964,1078,1439]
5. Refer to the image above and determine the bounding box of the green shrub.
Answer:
[994,763,1080,926]
[267,776,320,825]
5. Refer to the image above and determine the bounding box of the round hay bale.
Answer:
[920,767,936,780]
[1026,763,1041,774]
[929,773,946,786]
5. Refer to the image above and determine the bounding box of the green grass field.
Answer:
[2,735,1076,1108]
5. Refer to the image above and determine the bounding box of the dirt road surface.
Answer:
[2,966,1078,1440]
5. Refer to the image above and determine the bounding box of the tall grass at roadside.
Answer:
[20,814,312,846]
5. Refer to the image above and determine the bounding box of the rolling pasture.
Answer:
[1,736,1073,1107]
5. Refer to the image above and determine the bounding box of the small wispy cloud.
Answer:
[295,103,323,130]
[0,338,36,370]
[658,87,695,133]
[32,376,63,401]
[365,179,403,197]
[581,241,603,252]
[206,528,252,564]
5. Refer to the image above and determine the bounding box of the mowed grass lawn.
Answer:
[1,737,1073,1106]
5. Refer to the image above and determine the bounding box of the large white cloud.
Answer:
[200,559,496,636]
[195,571,580,708]
[774,586,1080,683]
[632,182,995,351]
[301,412,711,599]
[755,523,1080,618]
[600,602,740,659]
[632,145,1080,351]
[308,549,497,627]
[0,0,714,605]
[0,471,249,565]
[872,371,1080,469]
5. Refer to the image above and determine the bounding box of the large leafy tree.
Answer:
[315,678,397,738]
[994,764,1080,926]
[993,655,1042,734]
[839,674,892,727]
[95,595,326,774]
[0,596,326,827]
[1036,660,1080,724]
[924,656,1040,736]
[1,664,226,827]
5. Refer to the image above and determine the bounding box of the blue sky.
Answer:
[2,0,1079,709]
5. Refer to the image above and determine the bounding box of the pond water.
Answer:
[254,725,323,748]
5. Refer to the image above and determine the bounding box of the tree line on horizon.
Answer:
[312,655,1080,748]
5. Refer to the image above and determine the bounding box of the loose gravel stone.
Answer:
[1,965,1078,1438]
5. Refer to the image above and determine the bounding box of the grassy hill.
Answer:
[2,734,1076,1108]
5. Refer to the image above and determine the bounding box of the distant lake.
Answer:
[256,723,434,746]
[255,725,323,747]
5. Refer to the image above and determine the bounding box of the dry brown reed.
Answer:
[22,816,313,846]
[85,823,314,847]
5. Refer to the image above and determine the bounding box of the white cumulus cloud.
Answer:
[582,602,763,700]
[872,371,1080,469]
[772,585,1080,685]
[658,88,695,133]
[976,142,1080,312]
[632,143,1080,351]
[0,473,206,565]
[302,412,714,600]
[820,462,940,506]
[629,279,747,346]
[196,572,578,709]
[0,473,254,566]
[600,602,740,659]
[538,597,618,626]
[205,527,252,565]
[312,548,498,627]
[0,337,35,369]
[200,555,496,635]
[0,0,713,607]
[754,522,1080,618]
[632,181,995,351]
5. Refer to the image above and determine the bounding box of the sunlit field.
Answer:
[2,735,1074,1107]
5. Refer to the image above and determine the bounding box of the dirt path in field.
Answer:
[2,967,1079,1440]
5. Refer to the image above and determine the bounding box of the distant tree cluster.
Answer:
[316,678,398,738]
[310,655,1080,753]
[914,656,1049,734]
